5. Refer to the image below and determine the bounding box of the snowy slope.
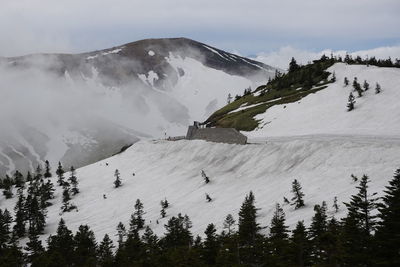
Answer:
[247,63,400,139]
[1,137,399,245]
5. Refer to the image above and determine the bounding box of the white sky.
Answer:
[0,0,399,60]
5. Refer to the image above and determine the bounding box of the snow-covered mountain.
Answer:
[0,38,276,176]
[1,63,399,245]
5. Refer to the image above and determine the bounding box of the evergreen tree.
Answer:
[56,162,65,186]
[332,196,339,213]
[13,188,26,238]
[2,175,13,199]
[238,191,259,246]
[26,194,46,234]
[344,77,349,86]
[162,213,193,249]
[291,179,305,209]
[116,222,127,246]
[342,175,378,265]
[289,221,311,267]
[47,218,75,265]
[114,169,121,188]
[98,234,114,267]
[0,209,12,248]
[130,199,145,232]
[375,82,381,94]
[44,160,52,178]
[269,203,289,265]
[25,229,44,263]
[331,71,336,82]
[141,225,159,259]
[363,80,370,91]
[202,223,219,265]
[347,92,356,111]
[223,214,236,235]
[238,191,260,265]
[40,178,55,208]
[353,77,363,97]
[68,166,79,195]
[344,174,378,236]
[289,57,300,72]
[73,225,97,266]
[13,170,24,188]
[61,187,76,212]
[323,217,342,266]
[309,202,328,264]
[375,168,400,266]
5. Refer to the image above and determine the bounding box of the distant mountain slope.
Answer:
[0,38,276,176]
[1,137,399,244]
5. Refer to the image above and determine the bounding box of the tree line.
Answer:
[0,166,399,266]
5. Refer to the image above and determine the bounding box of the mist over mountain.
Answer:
[0,38,275,175]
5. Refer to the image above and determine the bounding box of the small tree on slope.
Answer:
[291,179,305,209]
[347,92,356,111]
[114,169,121,188]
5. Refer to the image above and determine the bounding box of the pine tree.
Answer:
[344,174,378,235]
[342,175,378,265]
[223,214,236,235]
[141,226,158,258]
[56,162,65,186]
[13,171,24,188]
[289,57,300,72]
[375,82,381,94]
[98,234,114,267]
[238,191,260,265]
[13,188,26,238]
[238,191,259,245]
[289,221,311,267]
[130,199,145,232]
[0,209,12,248]
[114,169,121,188]
[269,203,289,265]
[25,194,46,235]
[47,218,75,265]
[375,168,400,265]
[309,202,328,264]
[68,166,79,195]
[25,229,44,263]
[44,160,52,178]
[116,222,127,246]
[291,179,305,209]
[331,71,336,82]
[332,196,339,213]
[363,80,370,91]
[344,77,349,86]
[73,225,97,266]
[202,223,218,265]
[353,77,363,97]
[347,92,355,111]
[2,175,13,199]
[162,213,193,249]
[61,187,76,212]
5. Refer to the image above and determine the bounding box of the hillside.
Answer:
[0,38,276,176]
[1,137,399,245]
[206,61,400,138]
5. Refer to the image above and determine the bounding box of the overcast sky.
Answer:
[1,0,399,61]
